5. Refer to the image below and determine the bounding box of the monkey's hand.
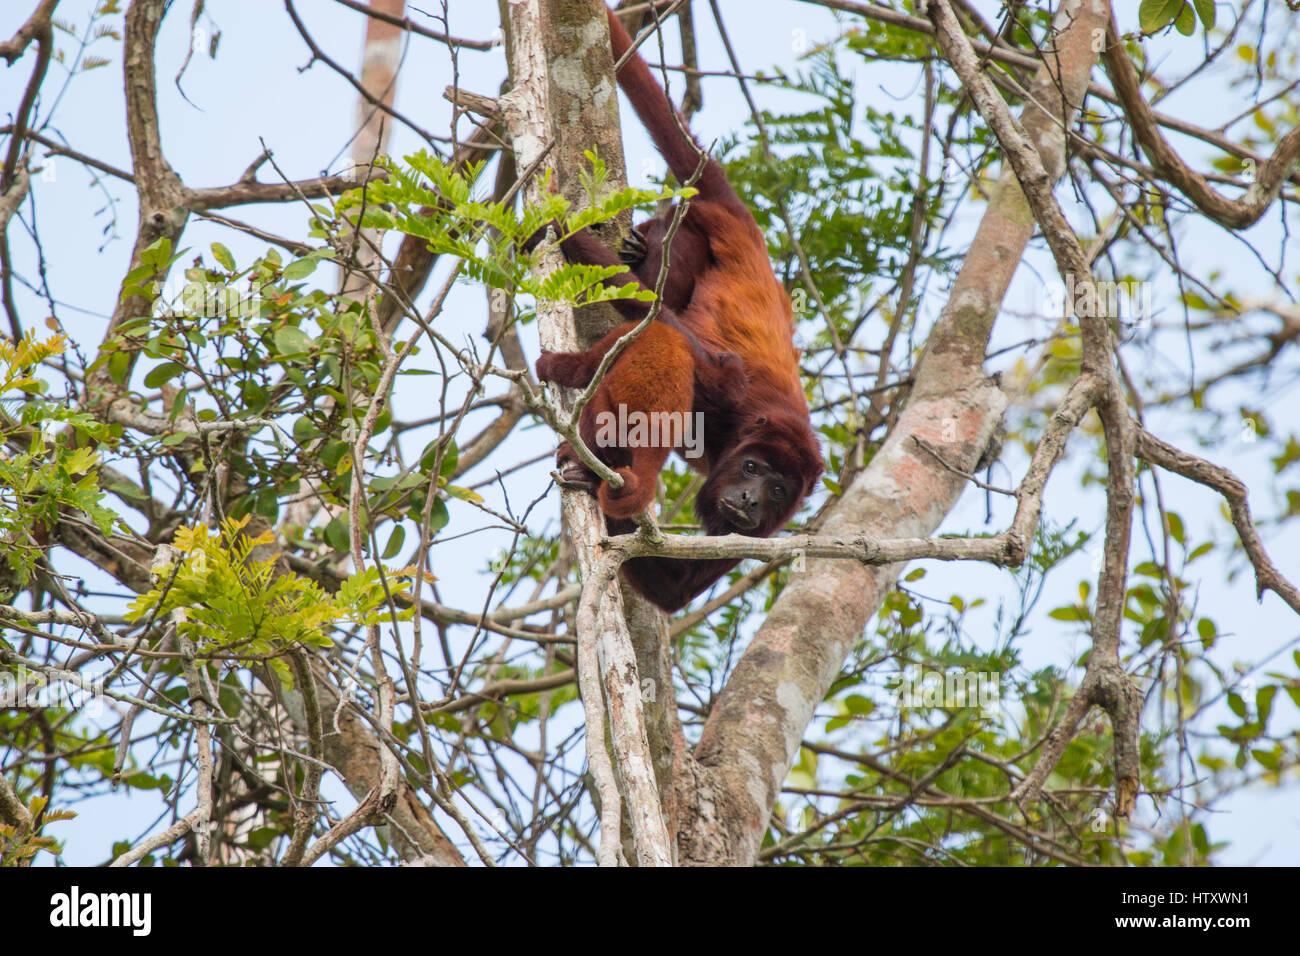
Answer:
[619,227,649,267]
[536,350,597,389]
[552,453,599,493]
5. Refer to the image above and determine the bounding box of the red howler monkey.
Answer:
[534,5,823,612]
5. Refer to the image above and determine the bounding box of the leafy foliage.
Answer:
[359,148,693,318]
[0,795,76,867]
[125,516,412,688]
[1138,0,1216,36]
[0,333,120,594]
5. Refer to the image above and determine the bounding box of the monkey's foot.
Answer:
[619,228,649,266]
[598,468,649,519]
[553,457,598,493]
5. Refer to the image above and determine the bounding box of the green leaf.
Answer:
[1174,2,1195,35]
[443,484,483,503]
[323,516,350,553]
[241,380,269,412]
[246,827,278,851]
[1192,0,1215,29]
[844,694,874,716]
[283,257,320,280]
[169,386,189,422]
[104,478,150,502]
[139,236,173,271]
[382,524,406,560]
[121,263,155,287]
[1138,0,1183,32]
[1049,605,1087,621]
[143,362,185,389]
[255,487,279,522]
[421,497,449,536]
[211,242,236,271]
[439,440,459,479]
[1256,684,1276,724]
[1252,747,1280,771]
[274,326,313,356]
[108,351,131,385]
[293,416,320,443]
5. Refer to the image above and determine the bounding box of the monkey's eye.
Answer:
[771,484,786,501]
[743,460,758,476]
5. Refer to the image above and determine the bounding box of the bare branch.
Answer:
[1101,10,1300,230]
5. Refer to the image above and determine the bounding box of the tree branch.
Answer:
[1101,10,1300,230]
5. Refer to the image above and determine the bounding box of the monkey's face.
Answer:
[716,454,791,533]
[696,407,822,538]
[699,445,800,537]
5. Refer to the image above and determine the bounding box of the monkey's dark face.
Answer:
[717,454,790,532]
[700,446,800,537]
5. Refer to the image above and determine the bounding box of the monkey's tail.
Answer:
[605,7,733,203]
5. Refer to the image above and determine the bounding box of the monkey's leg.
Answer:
[592,324,695,519]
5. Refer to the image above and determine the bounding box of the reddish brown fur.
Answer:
[535,7,823,611]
